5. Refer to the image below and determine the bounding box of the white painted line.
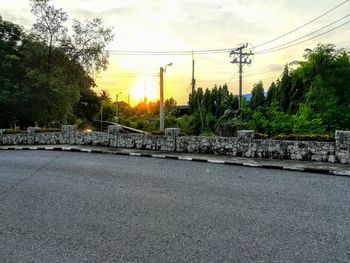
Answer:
[62,147,71,151]
[129,152,141,156]
[331,170,350,176]
[80,149,92,153]
[178,157,193,161]
[283,166,304,171]
[44,147,54,150]
[243,163,261,167]
[151,154,166,158]
[29,147,38,150]
[208,159,225,164]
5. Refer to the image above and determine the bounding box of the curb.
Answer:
[0,146,349,177]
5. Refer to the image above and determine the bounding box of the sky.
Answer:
[1,0,349,105]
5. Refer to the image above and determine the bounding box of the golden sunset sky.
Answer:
[1,0,349,105]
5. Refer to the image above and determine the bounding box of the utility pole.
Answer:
[128,93,130,105]
[100,103,103,132]
[160,67,164,132]
[115,92,121,124]
[159,63,173,132]
[229,43,253,110]
[191,51,196,95]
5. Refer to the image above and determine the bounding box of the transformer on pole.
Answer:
[229,43,253,110]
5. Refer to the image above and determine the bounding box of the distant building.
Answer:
[243,92,267,102]
[174,105,190,116]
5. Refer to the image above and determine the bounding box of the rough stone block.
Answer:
[62,125,77,132]
[336,130,350,148]
[237,130,255,142]
[165,128,180,137]
[27,127,41,133]
[0,129,6,135]
[335,130,350,164]
[108,125,122,134]
[328,155,335,163]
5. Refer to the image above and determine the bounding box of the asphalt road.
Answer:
[0,150,349,263]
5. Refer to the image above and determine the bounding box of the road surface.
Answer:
[0,150,349,262]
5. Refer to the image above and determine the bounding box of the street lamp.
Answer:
[116,91,122,124]
[160,63,173,131]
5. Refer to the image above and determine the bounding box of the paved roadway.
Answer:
[0,150,349,262]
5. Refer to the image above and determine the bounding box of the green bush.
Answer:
[38,128,62,133]
[3,129,26,134]
[199,131,216,137]
[273,134,334,142]
[254,133,268,139]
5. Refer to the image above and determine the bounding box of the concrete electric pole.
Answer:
[191,52,196,95]
[229,43,253,110]
[115,92,121,124]
[159,63,173,132]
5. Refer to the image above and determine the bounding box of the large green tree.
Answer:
[0,0,114,128]
[250,81,265,110]
[300,44,350,131]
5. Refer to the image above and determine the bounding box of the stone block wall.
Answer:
[0,125,349,164]
[176,136,236,155]
[251,140,335,162]
[117,134,167,151]
[335,131,350,163]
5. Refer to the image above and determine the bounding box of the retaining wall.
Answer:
[0,126,349,164]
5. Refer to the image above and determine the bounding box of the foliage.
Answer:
[273,134,335,142]
[250,81,265,110]
[0,0,114,129]
[220,44,350,136]
[1,8,348,141]
[3,129,26,134]
[188,84,238,134]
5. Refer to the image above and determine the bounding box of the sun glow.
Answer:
[130,76,159,102]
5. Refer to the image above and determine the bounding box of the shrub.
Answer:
[273,134,335,142]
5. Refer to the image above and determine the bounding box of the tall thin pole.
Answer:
[230,43,253,110]
[100,103,103,132]
[160,67,164,131]
[191,51,195,95]
[115,93,119,124]
[239,48,243,109]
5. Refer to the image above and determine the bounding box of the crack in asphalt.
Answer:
[0,151,64,198]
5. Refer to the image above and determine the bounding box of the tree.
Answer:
[30,0,114,73]
[30,0,68,70]
[265,81,276,107]
[277,65,292,112]
[0,16,25,127]
[0,10,114,128]
[302,47,350,131]
[250,81,265,110]
[164,97,177,114]
[99,89,111,102]
[63,18,114,72]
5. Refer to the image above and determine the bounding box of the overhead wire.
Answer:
[251,0,349,49]
[255,20,350,55]
[106,0,349,56]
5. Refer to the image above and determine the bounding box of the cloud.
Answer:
[1,8,34,29]
[1,0,349,104]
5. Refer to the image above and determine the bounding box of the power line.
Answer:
[108,49,231,55]
[229,43,254,109]
[255,20,350,55]
[93,73,159,77]
[254,14,349,53]
[252,0,349,49]
[106,0,349,56]
[227,67,284,84]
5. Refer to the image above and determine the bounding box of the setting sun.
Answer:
[130,76,159,102]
